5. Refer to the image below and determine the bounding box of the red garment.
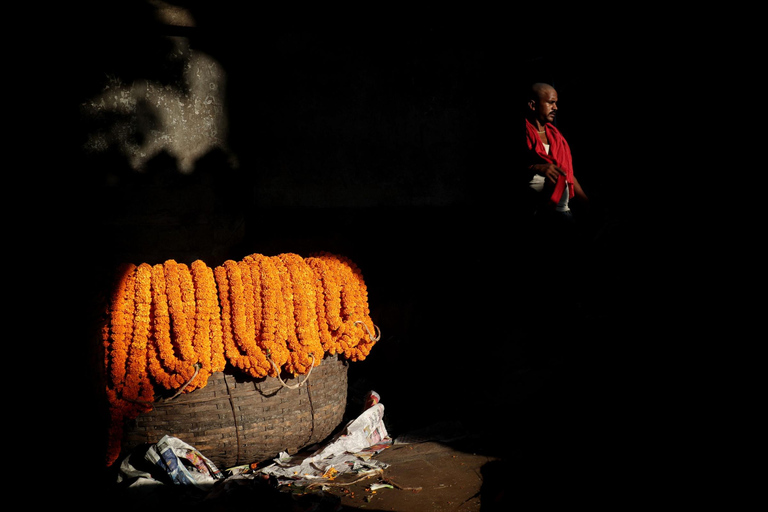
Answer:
[525,119,574,206]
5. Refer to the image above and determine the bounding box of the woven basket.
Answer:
[121,355,348,469]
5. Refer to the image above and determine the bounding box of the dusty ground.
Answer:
[298,440,499,512]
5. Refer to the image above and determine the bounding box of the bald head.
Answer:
[527,83,559,127]
[529,83,556,102]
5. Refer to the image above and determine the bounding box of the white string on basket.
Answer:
[269,353,316,390]
[167,362,202,400]
[355,321,381,342]
[124,362,202,405]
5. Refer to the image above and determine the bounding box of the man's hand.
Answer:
[531,163,566,185]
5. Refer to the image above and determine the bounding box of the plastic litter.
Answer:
[256,394,392,488]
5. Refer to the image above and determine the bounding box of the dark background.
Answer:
[41,2,699,497]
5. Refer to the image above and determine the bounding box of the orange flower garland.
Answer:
[102,252,379,467]
[190,260,216,390]
[207,267,227,375]
[148,263,186,389]
[242,256,263,363]
[103,263,136,466]
[164,260,198,383]
[271,256,299,368]
[251,254,290,374]
[123,263,154,404]
[213,264,239,370]
[278,253,324,375]
[314,252,378,361]
[341,255,377,361]
[106,263,136,396]
[179,263,201,381]
[146,264,173,389]
[219,259,271,378]
[305,256,340,355]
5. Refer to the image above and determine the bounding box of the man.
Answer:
[515,83,593,368]
[525,82,588,218]
[520,82,592,308]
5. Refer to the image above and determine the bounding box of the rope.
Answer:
[265,321,377,391]
[166,363,202,401]
[122,362,202,405]
[268,353,315,389]
[355,321,381,342]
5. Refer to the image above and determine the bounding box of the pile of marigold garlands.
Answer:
[101,252,378,466]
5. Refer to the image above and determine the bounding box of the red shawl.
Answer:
[525,118,574,206]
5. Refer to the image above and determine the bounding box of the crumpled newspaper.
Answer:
[146,435,222,487]
[256,400,392,487]
[117,435,223,490]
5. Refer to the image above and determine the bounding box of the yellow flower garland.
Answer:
[102,252,379,467]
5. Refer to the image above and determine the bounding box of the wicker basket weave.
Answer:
[121,355,348,469]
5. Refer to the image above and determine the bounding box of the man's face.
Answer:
[531,88,558,125]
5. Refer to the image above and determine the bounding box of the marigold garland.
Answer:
[102,252,379,467]
[123,263,153,404]
[314,252,376,361]
[106,263,135,395]
[190,260,216,390]
[242,255,263,363]
[271,256,299,368]
[207,267,227,374]
[250,254,290,373]
[146,264,173,389]
[148,263,186,389]
[220,259,271,378]
[164,260,197,382]
[179,263,201,375]
[279,253,324,375]
[305,256,339,355]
